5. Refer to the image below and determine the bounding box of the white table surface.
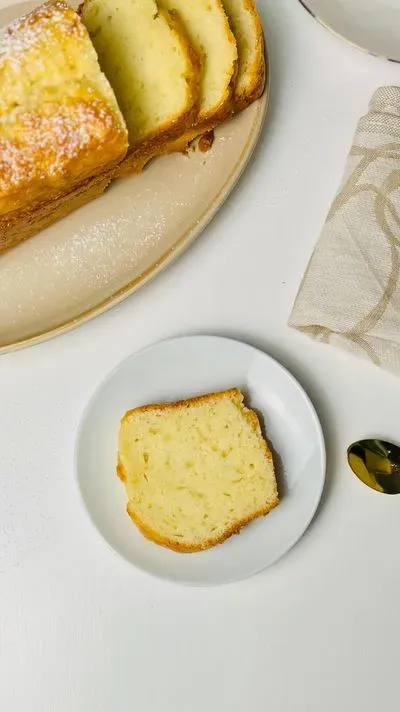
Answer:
[2,1,400,710]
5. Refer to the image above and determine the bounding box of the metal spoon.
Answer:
[347,439,400,495]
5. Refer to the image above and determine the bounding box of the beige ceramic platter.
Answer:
[298,0,400,62]
[0,0,269,354]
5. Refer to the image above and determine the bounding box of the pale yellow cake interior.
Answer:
[118,389,278,551]
[159,0,237,119]
[82,0,197,144]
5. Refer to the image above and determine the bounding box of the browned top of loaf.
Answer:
[0,0,128,217]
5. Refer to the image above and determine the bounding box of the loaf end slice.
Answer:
[221,0,266,111]
[118,388,279,553]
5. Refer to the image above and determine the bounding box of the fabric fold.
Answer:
[289,86,400,376]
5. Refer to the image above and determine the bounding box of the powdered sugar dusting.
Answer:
[0,103,115,196]
[0,1,84,61]
[0,1,125,210]
[0,144,222,317]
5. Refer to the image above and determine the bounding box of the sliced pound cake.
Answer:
[81,0,202,174]
[158,0,238,151]
[117,388,279,553]
[221,0,266,110]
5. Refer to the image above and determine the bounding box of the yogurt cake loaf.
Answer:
[117,388,279,553]
[0,0,128,254]
[81,0,202,175]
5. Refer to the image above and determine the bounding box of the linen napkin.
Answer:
[289,86,400,376]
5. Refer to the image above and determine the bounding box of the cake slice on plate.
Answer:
[117,388,279,552]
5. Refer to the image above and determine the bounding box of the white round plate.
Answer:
[75,336,326,586]
[298,0,400,62]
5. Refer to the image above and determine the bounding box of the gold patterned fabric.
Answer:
[290,86,400,376]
